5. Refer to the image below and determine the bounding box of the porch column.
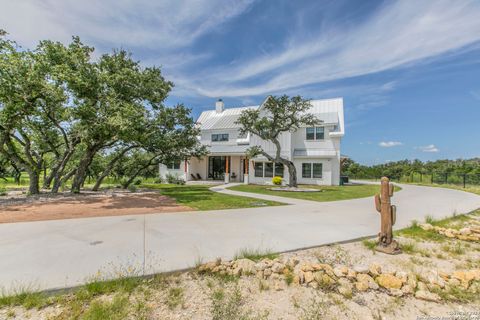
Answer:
[184,159,188,181]
[224,156,230,184]
[244,158,249,184]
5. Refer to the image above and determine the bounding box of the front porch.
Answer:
[187,155,250,184]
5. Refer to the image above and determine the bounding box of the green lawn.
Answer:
[142,184,285,210]
[227,184,401,202]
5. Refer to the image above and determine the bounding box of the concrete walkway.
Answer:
[1,183,480,293]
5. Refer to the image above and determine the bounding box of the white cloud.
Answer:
[0,0,256,49]
[190,0,480,97]
[416,144,440,153]
[379,141,403,148]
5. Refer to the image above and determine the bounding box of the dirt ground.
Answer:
[0,191,192,223]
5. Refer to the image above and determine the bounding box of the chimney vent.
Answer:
[215,99,224,113]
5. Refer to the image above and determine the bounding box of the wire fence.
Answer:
[349,172,480,188]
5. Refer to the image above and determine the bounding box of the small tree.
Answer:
[236,95,320,187]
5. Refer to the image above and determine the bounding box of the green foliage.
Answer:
[343,158,480,185]
[0,290,51,309]
[127,184,138,193]
[165,287,184,310]
[233,248,279,262]
[362,239,377,251]
[81,294,129,320]
[0,185,6,196]
[0,31,204,194]
[210,287,267,320]
[272,176,282,185]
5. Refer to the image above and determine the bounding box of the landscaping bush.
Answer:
[0,186,6,196]
[166,173,185,185]
[127,184,137,193]
[272,176,283,185]
[134,178,142,185]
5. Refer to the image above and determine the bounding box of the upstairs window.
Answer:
[167,160,181,170]
[212,133,229,142]
[306,127,325,140]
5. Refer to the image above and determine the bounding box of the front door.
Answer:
[208,156,229,180]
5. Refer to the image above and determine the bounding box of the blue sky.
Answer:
[1,0,480,164]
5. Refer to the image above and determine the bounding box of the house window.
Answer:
[302,162,323,178]
[306,127,315,140]
[315,127,324,140]
[212,133,229,142]
[302,163,312,178]
[167,160,181,170]
[306,127,325,140]
[313,163,323,178]
[264,162,274,177]
[253,162,283,178]
[254,162,263,177]
[274,163,284,177]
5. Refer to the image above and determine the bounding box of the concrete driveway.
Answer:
[1,183,479,293]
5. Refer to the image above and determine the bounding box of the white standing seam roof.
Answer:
[196,98,344,136]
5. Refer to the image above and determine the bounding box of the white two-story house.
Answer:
[159,97,345,185]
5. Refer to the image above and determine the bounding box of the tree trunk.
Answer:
[122,156,157,189]
[27,169,40,195]
[92,145,138,191]
[71,147,98,193]
[285,161,297,187]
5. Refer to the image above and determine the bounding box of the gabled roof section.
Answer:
[196,106,257,130]
[196,97,344,136]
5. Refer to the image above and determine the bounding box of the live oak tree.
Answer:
[236,95,320,187]
[0,30,204,194]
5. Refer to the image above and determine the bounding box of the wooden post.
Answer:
[225,156,229,173]
[374,177,401,254]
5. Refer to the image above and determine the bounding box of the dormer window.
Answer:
[212,133,229,142]
[306,127,324,140]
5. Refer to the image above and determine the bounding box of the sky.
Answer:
[1,0,479,165]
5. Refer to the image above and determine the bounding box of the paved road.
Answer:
[1,183,479,293]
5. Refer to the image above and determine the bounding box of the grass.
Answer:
[233,247,279,262]
[228,184,401,202]
[210,287,268,320]
[142,184,285,210]
[165,287,184,310]
[362,239,377,251]
[396,209,480,242]
[81,294,129,320]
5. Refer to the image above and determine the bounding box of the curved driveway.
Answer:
[0,183,479,293]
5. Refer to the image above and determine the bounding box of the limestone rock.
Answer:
[271,262,285,274]
[234,259,256,275]
[355,280,369,292]
[353,264,369,274]
[419,223,434,231]
[401,284,414,294]
[395,271,408,284]
[338,285,353,298]
[415,290,441,302]
[304,271,314,283]
[347,269,357,280]
[369,264,382,277]
[376,274,403,290]
[389,288,403,297]
[334,266,348,278]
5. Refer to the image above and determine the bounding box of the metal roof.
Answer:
[196,98,344,131]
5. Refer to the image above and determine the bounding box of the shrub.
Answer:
[133,178,142,185]
[127,184,137,193]
[166,173,185,185]
[272,176,282,185]
[0,186,6,196]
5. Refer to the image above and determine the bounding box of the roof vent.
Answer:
[215,99,224,113]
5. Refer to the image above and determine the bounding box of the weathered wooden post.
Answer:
[374,177,401,254]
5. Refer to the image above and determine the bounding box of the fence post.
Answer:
[431,173,434,184]
[463,174,466,189]
[445,173,448,184]
[420,173,422,183]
